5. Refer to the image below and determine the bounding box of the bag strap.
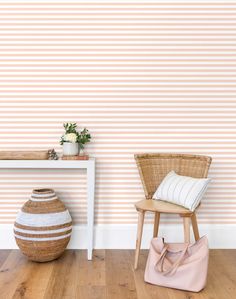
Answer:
[155,243,189,276]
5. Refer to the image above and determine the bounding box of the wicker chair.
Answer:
[134,153,212,269]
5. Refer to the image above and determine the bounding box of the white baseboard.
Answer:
[2,224,236,249]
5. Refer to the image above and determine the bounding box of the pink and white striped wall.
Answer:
[0,1,236,247]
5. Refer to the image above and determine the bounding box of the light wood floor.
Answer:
[0,249,235,299]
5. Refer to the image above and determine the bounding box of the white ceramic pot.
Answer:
[63,142,80,156]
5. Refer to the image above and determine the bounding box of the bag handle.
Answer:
[155,243,189,276]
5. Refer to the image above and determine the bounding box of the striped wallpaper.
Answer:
[0,2,235,226]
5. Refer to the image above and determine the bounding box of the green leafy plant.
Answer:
[77,128,91,149]
[60,123,91,148]
[63,123,77,134]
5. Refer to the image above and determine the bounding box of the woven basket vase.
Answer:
[14,188,72,262]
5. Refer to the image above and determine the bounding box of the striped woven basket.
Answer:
[14,188,72,262]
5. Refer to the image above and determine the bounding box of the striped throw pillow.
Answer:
[153,171,211,211]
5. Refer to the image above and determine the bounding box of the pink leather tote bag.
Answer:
[144,236,209,292]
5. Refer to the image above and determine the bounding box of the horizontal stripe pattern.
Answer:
[14,188,72,249]
[0,2,235,225]
[14,225,72,234]
[14,221,72,230]
[30,195,58,202]
[14,233,72,242]
[14,229,72,239]
[30,189,58,202]
[15,210,72,227]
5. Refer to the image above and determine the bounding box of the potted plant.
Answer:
[60,123,91,156]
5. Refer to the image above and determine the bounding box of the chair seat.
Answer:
[135,199,193,215]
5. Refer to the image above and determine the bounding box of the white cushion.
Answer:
[153,171,211,211]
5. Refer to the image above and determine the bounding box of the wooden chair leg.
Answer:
[183,216,191,243]
[191,212,200,241]
[153,212,160,238]
[134,210,145,270]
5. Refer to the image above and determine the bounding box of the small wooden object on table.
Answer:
[0,150,49,160]
[62,154,89,160]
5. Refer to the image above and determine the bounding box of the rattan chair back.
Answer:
[135,153,212,199]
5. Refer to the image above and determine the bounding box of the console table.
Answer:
[0,158,96,260]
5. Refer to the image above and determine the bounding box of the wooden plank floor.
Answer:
[0,249,235,299]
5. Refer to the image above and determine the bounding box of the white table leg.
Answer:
[87,160,95,260]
